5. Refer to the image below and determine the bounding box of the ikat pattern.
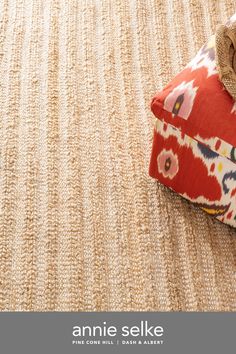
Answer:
[150,31,236,228]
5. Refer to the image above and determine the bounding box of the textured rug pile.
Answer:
[0,0,235,311]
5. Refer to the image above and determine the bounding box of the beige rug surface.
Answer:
[0,0,235,311]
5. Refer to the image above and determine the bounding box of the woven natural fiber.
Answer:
[215,19,236,100]
[0,0,235,311]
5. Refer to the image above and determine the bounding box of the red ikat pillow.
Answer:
[149,32,236,228]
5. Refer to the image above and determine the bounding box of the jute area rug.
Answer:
[0,0,235,311]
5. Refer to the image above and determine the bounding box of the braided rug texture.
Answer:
[0,0,235,311]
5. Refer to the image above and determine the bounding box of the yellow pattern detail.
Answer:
[201,207,225,215]
[175,102,180,109]
[218,162,223,172]
[220,149,227,156]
